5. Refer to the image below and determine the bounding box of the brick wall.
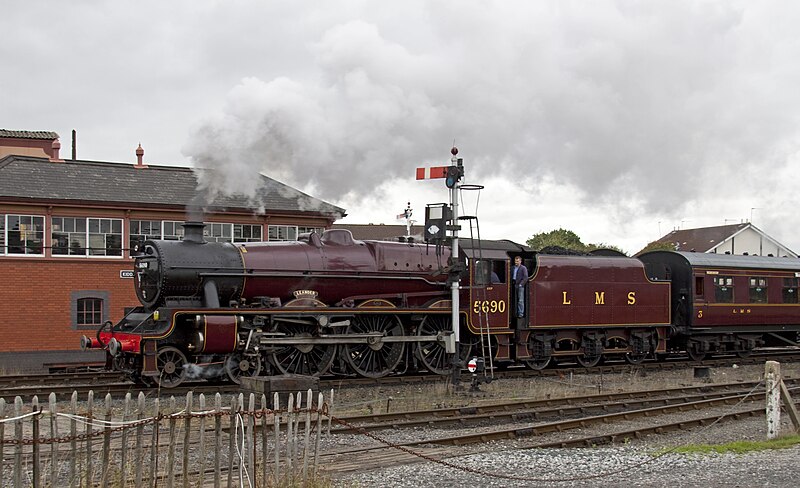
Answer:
[0,258,138,354]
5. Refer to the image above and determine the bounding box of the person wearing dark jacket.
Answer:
[512,255,528,317]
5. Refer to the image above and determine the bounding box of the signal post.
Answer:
[416,147,465,387]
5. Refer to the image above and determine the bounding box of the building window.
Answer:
[77,298,103,326]
[53,217,122,257]
[749,277,768,303]
[163,221,185,240]
[713,276,734,303]
[2,214,45,255]
[298,226,323,236]
[72,290,110,330]
[234,224,263,243]
[204,223,233,243]
[130,219,162,253]
[783,278,799,304]
[268,225,298,241]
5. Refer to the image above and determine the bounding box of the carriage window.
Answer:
[783,278,799,304]
[749,277,767,303]
[695,277,705,297]
[713,276,734,303]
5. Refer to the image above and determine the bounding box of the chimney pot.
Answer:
[134,143,148,168]
[49,139,64,162]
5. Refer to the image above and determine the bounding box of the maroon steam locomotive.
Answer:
[82,222,800,387]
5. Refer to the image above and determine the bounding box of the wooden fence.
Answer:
[0,389,333,488]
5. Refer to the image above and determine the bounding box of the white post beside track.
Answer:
[765,360,781,440]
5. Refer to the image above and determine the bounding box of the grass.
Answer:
[659,434,800,455]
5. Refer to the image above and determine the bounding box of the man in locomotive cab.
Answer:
[512,255,529,318]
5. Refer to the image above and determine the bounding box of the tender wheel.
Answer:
[343,315,404,378]
[687,342,706,361]
[524,357,551,370]
[736,349,752,359]
[155,346,188,388]
[624,352,647,365]
[269,324,336,376]
[415,316,474,375]
[576,354,601,368]
[225,353,262,384]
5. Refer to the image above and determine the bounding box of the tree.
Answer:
[636,240,677,256]
[526,228,625,255]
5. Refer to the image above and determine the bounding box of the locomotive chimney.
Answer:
[182,221,206,244]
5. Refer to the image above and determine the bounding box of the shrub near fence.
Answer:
[0,389,330,488]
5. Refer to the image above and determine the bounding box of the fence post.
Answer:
[303,389,312,480]
[274,392,281,483]
[0,398,5,485]
[214,393,222,488]
[198,393,207,488]
[14,396,22,488]
[227,394,237,488]
[32,397,40,488]
[167,395,177,488]
[261,393,269,487]
[183,392,193,488]
[86,390,94,488]
[135,392,145,487]
[121,393,131,487]
[69,391,78,488]
[149,397,160,488]
[314,392,323,475]
[286,393,294,474]
[102,393,113,488]
[247,393,256,486]
[766,361,781,440]
[49,393,58,488]
[327,389,334,436]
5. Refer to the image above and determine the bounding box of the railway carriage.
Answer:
[639,251,800,359]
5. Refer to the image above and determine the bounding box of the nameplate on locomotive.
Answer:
[293,289,319,299]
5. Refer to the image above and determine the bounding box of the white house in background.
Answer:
[648,223,797,258]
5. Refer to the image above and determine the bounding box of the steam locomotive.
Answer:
[82,221,800,387]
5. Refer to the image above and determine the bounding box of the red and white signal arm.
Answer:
[467,358,477,373]
[416,166,449,180]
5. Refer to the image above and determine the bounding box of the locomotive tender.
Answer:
[82,222,800,387]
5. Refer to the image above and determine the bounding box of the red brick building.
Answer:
[0,129,344,372]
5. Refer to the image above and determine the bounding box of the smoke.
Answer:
[184,2,800,222]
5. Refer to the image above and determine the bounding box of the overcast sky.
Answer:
[3,1,800,255]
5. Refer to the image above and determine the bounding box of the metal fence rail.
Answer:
[0,389,329,488]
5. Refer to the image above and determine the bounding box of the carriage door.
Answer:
[470,258,509,330]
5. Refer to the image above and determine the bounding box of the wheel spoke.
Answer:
[225,353,262,384]
[155,346,187,388]
[270,324,336,376]
[343,315,404,378]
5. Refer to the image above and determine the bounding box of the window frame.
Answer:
[2,213,45,256]
[52,216,123,258]
[713,275,734,303]
[268,225,298,242]
[748,276,768,304]
[71,290,110,330]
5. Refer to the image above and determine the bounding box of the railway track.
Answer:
[1,350,798,402]
[318,380,799,475]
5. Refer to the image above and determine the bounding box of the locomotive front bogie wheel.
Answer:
[225,352,263,384]
[155,346,188,388]
[343,314,404,378]
[269,324,337,377]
